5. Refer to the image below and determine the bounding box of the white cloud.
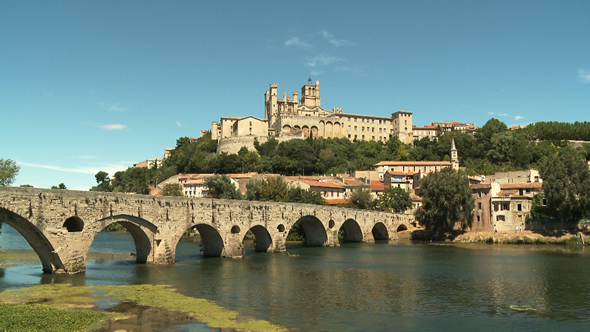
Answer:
[176,122,182,127]
[306,55,344,67]
[515,115,524,120]
[98,124,127,130]
[579,69,590,83]
[498,113,508,116]
[97,102,126,112]
[321,31,354,47]
[284,37,311,48]
[18,161,128,175]
[78,155,98,160]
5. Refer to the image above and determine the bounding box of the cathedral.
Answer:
[211,79,414,154]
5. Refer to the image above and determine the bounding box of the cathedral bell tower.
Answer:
[451,139,459,170]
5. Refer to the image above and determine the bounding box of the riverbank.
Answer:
[399,229,589,245]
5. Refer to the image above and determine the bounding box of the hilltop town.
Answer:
[98,80,590,236]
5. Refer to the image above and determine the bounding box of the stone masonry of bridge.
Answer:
[0,187,415,274]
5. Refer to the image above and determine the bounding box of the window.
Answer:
[354,126,357,131]
[362,126,365,131]
[372,119,375,123]
[354,118,357,122]
[372,136,375,140]
[348,134,351,138]
[497,215,505,221]
[379,128,382,133]
[362,118,365,122]
[362,135,365,139]
[478,202,482,209]
[372,127,375,132]
[502,203,509,211]
[348,125,351,130]
[331,191,334,197]
[517,204,522,211]
[379,120,382,124]
[477,216,481,222]
[354,134,357,139]
[478,191,482,198]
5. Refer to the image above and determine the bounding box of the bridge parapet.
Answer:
[0,187,416,274]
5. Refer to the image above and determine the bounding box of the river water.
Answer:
[2,222,590,331]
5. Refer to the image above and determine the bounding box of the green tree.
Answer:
[245,178,264,201]
[260,177,288,202]
[378,187,412,212]
[538,150,590,220]
[348,186,374,210]
[415,167,475,232]
[0,159,20,186]
[95,171,109,184]
[205,175,242,199]
[51,183,67,189]
[162,183,183,196]
[286,187,326,205]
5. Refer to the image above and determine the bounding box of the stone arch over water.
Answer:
[372,222,389,241]
[340,218,363,243]
[90,215,158,264]
[0,208,65,273]
[293,215,328,246]
[244,225,273,252]
[191,224,225,257]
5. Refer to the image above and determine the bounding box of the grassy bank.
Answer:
[407,230,589,245]
[0,283,286,332]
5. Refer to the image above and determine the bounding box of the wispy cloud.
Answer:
[176,122,182,127]
[306,55,344,67]
[321,31,354,47]
[78,155,98,160]
[579,69,590,83]
[98,124,127,130]
[498,113,508,116]
[17,161,129,175]
[284,37,311,48]
[97,102,127,112]
[515,115,524,120]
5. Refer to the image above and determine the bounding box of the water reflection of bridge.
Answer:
[0,187,414,274]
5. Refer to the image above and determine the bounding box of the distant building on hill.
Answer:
[210,79,415,154]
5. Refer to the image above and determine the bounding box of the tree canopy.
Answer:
[415,168,475,232]
[538,149,590,220]
[0,159,20,186]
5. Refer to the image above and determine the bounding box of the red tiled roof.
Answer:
[375,160,452,166]
[326,199,350,205]
[371,181,388,190]
[299,180,345,189]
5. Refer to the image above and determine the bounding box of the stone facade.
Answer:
[213,80,415,154]
[0,187,414,274]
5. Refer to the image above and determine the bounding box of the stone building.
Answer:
[212,79,415,154]
[490,182,543,232]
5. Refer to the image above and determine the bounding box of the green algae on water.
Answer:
[0,283,287,332]
[0,302,107,332]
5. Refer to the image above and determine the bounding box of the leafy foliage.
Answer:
[415,168,475,232]
[51,183,67,189]
[162,183,183,196]
[0,158,20,186]
[378,187,412,212]
[205,174,243,199]
[348,187,374,210]
[538,149,590,220]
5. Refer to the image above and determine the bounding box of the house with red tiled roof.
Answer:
[293,179,346,204]
[412,124,438,141]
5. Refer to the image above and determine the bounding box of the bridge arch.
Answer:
[340,218,363,243]
[0,208,65,273]
[87,215,158,264]
[291,215,327,247]
[372,222,389,241]
[243,225,273,252]
[183,224,225,257]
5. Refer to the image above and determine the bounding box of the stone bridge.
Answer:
[0,187,415,274]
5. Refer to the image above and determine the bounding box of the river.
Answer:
[1,222,590,331]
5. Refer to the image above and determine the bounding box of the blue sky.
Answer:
[1,1,589,190]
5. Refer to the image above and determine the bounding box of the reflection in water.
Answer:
[2,223,590,331]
